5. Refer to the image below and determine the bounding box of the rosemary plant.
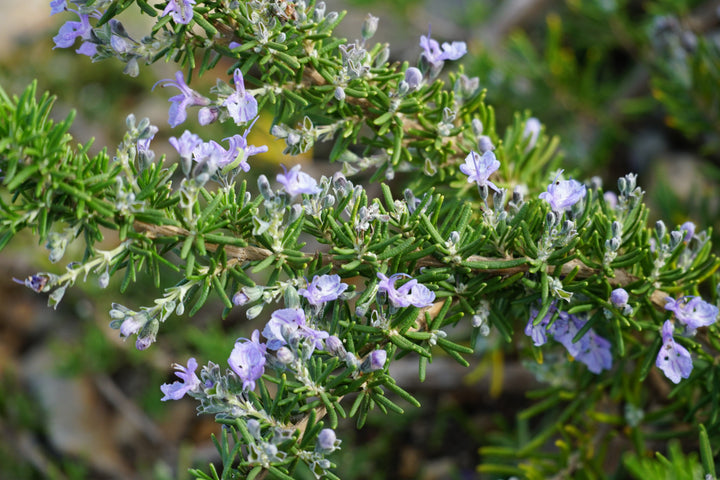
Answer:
[2,0,719,478]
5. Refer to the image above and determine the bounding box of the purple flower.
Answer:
[299,274,348,306]
[276,346,295,364]
[325,335,345,356]
[276,164,322,196]
[680,221,695,243]
[539,171,587,212]
[364,349,387,372]
[193,140,225,168]
[299,324,329,354]
[53,10,96,56]
[419,28,467,68]
[169,130,203,159]
[160,357,201,401]
[137,125,158,156]
[198,106,218,125]
[262,308,329,355]
[13,273,52,293]
[656,320,693,384]
[377,272,434,308]
[574,330,612,374]
[50,0,67,15]
[224,69,258,124]
[219,126,268,171]
[153,71,210,127]
[610,288,629,308]
[317,428,339,452]
[160,0,196,25]
[524,305,554,347]
[262,308,304,350]
[603,191,618,209]
[135,319,159,351]
[459,150,500,192]
[548,311,585,357]
[232,291,249,306]
[119,314,145,338]
[404,67,423,89]
[522,117,541,152]
[228,330,267,391]
[665,296,718,330]
[549,312,612,373]
[407,282,436,308]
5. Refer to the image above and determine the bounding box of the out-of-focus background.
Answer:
[1,0,719,479]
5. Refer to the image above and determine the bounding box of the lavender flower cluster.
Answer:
[159,271,435,400]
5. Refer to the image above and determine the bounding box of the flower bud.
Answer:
[98,269,110,289]
[361,349,387,372]
[610,288,629,308]
[324,11,339,24]
[454,74,479,98]
[276,346,294,364]
[123,57,140,77]
[257,174,274,200]
[404,67,422,90]
[669,230,683,249]
[136,318,159,350]
[313,1,326,21]
[361,14,378,41]
[325,335,345,356]
[198,106,218,125]
[606,237,621,252]
[655,220,667,240]
[334,86,345,101]
[617,177,627,195]
[478,184,489,202]
[317,428,339,453]
[246,304,264,320]
[374,45,390,67]
[232,291,250,306]
[512,186,524,205]
[493,188,506,210]
[477,135,494,153]
[48,285,67,310]
[522,117,541,151]
[546,211,557,229]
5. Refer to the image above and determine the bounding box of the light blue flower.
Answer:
[229,330,267,391]
[665,295,718,330]
[169,130,203,159]
[160,0,196,25]
[656,320,693,384]
[52,10,97,56]
[524,304,555,347]
[224,69,258,124]
[219,132,267,171]
[575,330,612,374]
[299,274,348,306]
[376,272,435,308]
[160,357,201,400]
[276,164,321,196]
[153,71,210,127]
[680,221,695,242]
[610,288,629,308]
[419,28,466,67]
[539,171,586,212]
[459,150,500,192]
